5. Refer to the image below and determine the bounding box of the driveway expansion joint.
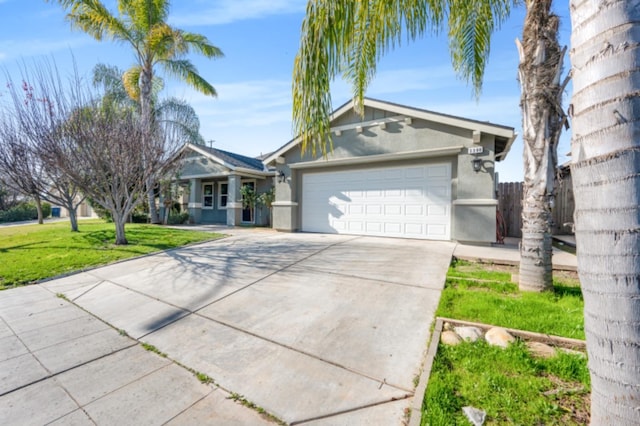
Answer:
[290,394,413,425]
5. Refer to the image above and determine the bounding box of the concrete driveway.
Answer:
[1,232,454,425]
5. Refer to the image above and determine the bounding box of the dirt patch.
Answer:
[545,375,591,424]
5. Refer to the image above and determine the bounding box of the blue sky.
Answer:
[0,1,571,182]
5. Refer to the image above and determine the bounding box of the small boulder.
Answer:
[441,330,462,346]
[485,327,515,348]
[454,326,483,342]
[443,322,453,331]
[527,341,556,358]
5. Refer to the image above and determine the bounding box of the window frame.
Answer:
[217,181,228,210]
[202,182,214,209]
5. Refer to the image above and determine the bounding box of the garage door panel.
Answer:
[428,165,449,177]
[302,163,451,240]
[384,204,402,216]
[427,205,448,217]
[365,222,383,233]
[427,224,448,237]
[405,167,425,179]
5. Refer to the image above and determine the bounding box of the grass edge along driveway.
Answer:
[0,220,223,289]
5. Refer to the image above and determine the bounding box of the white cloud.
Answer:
[0,37,92,63]
[171,0,306,26]
[167,78,294,153]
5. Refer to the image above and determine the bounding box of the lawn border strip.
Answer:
[438,317,587,350]
[453,254,577,272]
[408,317,443,426]
[407,317,587,426]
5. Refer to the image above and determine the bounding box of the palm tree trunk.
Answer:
[570,1,640,423]
[140,66,160,224]
[516,0,565,292]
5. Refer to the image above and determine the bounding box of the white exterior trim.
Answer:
[364,98,515,139]
[181,172,230,179]
[263,98,515,164]
[202,182,214,210]
[272,201,299,207]
[227,202,243,209]
[188,202,202,208]
[452,199,499,206]
[217,181,228,210]
[289,146,464,170]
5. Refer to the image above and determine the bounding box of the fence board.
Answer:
[497,179,574,238]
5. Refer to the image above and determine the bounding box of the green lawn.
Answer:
[422,260,589,425]
[437,260,585,340]
[0,220,222,289]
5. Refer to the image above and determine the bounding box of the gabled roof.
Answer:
[264,97,517,164]
[180,143,270,174]
[197,144,266,171]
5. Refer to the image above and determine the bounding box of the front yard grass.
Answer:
[422,259,589,425]
[0,219,222,289]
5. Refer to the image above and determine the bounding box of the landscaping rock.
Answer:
[527,341,556,358]
[454,326,483,342]
[485,327,515,348]
[441,331,462,346]
[462,406,486,426]
[443,322,453,331]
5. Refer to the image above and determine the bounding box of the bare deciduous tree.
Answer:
[0,91,85,230]
[2,62,183,244]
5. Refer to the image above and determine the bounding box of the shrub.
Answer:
[131,211,149,223]
[41,202,51,218]
[167,211,189,225]
[0,201,50,222]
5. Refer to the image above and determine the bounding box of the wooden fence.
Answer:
[497,176,574,238]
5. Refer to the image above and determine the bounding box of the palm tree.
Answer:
[50,0,223,223]
[93,64,205,147]
[515,0,568,291]
[293,0,564,292]
[569,1,640,423]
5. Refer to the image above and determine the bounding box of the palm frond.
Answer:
[123,66,142,101]
[448,0,515,96]
[181,32,224,59]
[52,0,133,44]
[160,59,217,96]
[156,97,205,145]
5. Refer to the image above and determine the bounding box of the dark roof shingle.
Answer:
[197,145,265,171]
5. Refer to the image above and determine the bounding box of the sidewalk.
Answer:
[453,237,577,271]
[0,285,274,425]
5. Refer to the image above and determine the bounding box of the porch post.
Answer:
[188,178,202,224]
[226,174,242,226]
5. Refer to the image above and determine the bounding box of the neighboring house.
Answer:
[172,144,274,226]
[59,200,98,219]
[263,98,516,243]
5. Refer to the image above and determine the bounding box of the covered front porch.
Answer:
[170,144,274,227]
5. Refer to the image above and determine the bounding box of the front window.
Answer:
[203,183,213,208]
[218,182,228,209]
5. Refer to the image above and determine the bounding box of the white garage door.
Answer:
[301,163,451,240]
